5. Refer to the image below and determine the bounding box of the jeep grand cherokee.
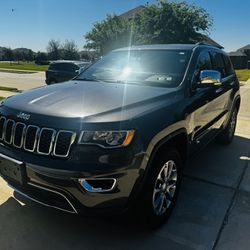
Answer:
[0,43,240,227]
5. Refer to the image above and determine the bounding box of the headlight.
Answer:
[78,130,135,148]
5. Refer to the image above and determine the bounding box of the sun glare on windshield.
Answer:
[120,66,132,80]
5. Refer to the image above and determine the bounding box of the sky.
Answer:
[0,0,249,52]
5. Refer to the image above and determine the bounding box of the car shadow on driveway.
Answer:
[0,135,249,250]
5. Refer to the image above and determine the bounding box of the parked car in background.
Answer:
[45,60,90,84]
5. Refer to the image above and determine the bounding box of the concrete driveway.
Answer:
[0,71,46,91]
[0,85,249,250]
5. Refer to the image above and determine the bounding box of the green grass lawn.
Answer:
[235,69,250,82]
[0,62,48,71]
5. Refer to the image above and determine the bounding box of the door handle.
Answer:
[229,81,235,86]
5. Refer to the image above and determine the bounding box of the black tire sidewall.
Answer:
[227,107,238,141]
[217,106,238,145]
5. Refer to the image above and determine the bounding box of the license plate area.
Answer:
[0,156,26,185]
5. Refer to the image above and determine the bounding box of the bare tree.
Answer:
[62,40,79,60]
[47,39,61,60]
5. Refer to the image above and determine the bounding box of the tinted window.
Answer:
[210,52,226,78]
[196,51,212,71]
[49,63,78,72]
[77,50,191,87]
[194,51,212,81]
[66,63,79,72]
[223,54,234,76]
[48,63,56,70]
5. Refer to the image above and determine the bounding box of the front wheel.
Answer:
[216,106,238,145]
[140,148,182,228]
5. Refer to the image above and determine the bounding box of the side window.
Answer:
[196,51,212,71]
[210,52,226,78]
[66,63,78,73]
[223,54,234,76]
[60,63,70,71]
[50,63,63,71]
[48,64,56,70]
[194,51,212,81]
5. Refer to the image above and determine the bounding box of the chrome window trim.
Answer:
[0,116,6,140]
[4,119,15,145]
[13,122,26,148]
[53,130,76,157]
[37,128,57,155]
[24,125,40,152]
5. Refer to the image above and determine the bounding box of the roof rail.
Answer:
[195,42,224,49]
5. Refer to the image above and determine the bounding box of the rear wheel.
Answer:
[140,148,182,228]
[216,106,238,145]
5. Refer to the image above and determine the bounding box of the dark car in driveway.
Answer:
[0,43,240,228]
[45,60,90,84]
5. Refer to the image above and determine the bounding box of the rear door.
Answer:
[221,53,237,112]
[209,51,234,129]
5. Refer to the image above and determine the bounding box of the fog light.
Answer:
[78,178,116,193]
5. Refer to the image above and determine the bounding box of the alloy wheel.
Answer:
[152,160,178,216]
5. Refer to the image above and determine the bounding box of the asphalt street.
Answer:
[0,74,249,250]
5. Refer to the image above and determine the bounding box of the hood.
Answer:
[3,80,177,122]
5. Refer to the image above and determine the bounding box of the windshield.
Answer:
[76,50,191,87]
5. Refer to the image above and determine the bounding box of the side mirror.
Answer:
[198,70,222,87]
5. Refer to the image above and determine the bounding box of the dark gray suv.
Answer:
[0,43,240,228]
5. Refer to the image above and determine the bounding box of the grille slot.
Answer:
[24,125,39,152]
[13,122,26,148]
[4,119,15,144]
[54,131,75,157]
[0,117,6,140]
[38,128,56,155]
[0,116,75,157]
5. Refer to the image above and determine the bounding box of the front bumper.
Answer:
[0,143,146,215]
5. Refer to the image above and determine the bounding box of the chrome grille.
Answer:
[0,116,76,158]
[5,119,15,144]
[0,117,6,140]
[24,125,40,152]
[13,122,26,148]
[54,130,75,157]
[38,128,56,155]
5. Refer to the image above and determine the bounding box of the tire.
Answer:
[140,148,182,228]
[216,106,238,145]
